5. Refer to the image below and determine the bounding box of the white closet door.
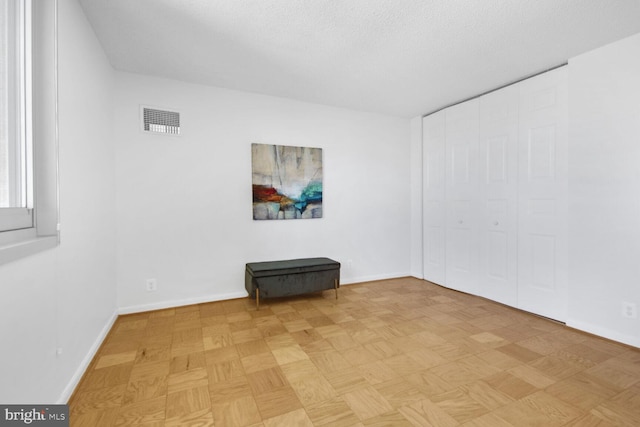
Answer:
[478,85,519,307]
[445,100,479,294]
[422,111,446,285]
[517,67,568,321]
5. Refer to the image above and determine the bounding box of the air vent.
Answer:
[142,107,180,135]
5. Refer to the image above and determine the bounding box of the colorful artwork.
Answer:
[251,143,323,220]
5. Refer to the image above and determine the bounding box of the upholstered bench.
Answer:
[245,257,341,309]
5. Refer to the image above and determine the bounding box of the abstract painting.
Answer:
[252,143,323,220]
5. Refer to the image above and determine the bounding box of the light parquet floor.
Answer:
[69,277,640,426]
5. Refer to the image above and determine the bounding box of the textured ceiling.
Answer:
[79,0,640,118]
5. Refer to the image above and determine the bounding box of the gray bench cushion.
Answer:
[245,257,340,299]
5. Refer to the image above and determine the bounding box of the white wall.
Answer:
[0,0,117,403]
[567,32,640,347]
[114,73,411,312]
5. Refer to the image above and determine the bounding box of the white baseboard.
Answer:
[119,274,414,314]
[410,271,424,280]
[566,318,640,349]
[341,272,410,285]
[119,273,413,314]
[58,310,118,404]
[118,291,249,315]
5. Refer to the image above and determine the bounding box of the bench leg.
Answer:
[335,279,338,300]
[256,288,260,310]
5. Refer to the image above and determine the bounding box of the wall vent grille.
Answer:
[143,107,180,135]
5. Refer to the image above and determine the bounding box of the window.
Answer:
[0,0,58,265]
[0,0,33,232]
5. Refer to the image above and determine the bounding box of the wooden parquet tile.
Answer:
[305,397,360,426]
[253,385,302,419]
[95,351,137,370]
[342,386,394,420]
[69,277,640,426]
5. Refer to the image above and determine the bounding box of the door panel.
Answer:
[478,85,518,307]
[425,224,445,266]
[445,100,479,294]
[423,112,446,285]
[487,136,508,182]
[517,66,568,321]
[452,145,470,184]
[487,230,508,279]
[451,228,471,270]
[528,125,557,180]
[530,234,556,290]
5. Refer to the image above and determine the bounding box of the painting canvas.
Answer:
[252,143,323,220]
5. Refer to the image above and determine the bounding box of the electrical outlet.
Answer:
[146,278,158,292]
[622,302,637,319]
[347,259,353,269]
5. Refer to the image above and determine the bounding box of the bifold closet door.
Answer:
[478,85,519,307]
[422,111,446,285]
[445,100,479,295]
[517,66,568,322]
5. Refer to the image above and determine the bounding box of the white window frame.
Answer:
[0,0,33,232]
[0,0,59,265]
